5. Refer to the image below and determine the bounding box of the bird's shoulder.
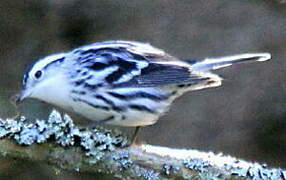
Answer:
[72,40,179,62]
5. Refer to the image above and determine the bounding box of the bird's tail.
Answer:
[190,53,271,71]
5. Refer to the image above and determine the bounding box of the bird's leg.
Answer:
[130,126,141,145]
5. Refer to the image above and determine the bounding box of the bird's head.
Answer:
[16,53,68,105]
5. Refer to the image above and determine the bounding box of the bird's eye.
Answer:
[34,70,43,79]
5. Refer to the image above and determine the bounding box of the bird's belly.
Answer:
[106,112,159,127]
[69,99,113,122]
[67,87,180,127]
[70,101,159,126]
[68,96,164,127]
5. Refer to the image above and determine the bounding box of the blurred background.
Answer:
[0,0,286,179]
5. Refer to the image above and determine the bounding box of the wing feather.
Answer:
[75,41,210,87]
[127,63,209,87]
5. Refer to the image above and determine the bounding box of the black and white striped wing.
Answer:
[115,63,210,87]
[76,43,210,88]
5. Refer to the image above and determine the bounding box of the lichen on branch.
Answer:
[0,110,285,180]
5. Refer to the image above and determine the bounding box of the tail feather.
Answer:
[190,53,271,71]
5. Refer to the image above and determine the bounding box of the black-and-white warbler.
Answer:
[16,41,271,141]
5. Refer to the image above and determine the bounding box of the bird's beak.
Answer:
[13,90,31,105]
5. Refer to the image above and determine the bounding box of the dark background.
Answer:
[0,0,286,179]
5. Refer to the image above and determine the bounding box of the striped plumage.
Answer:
[17,41,271,128]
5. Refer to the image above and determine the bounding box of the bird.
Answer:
[15,40,271,143]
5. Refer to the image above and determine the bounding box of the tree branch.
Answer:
[0,110,285,179]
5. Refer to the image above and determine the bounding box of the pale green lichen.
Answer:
[183,157,286,180]
[113,150,133,170]
[133,167,161,180]
[247,164,284,180]
[230,167,248,177]
[183,158,210,173]
[162,164,179,176]
[0,109,128,162]
[227,161,286,179]
[1,109,285,180]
